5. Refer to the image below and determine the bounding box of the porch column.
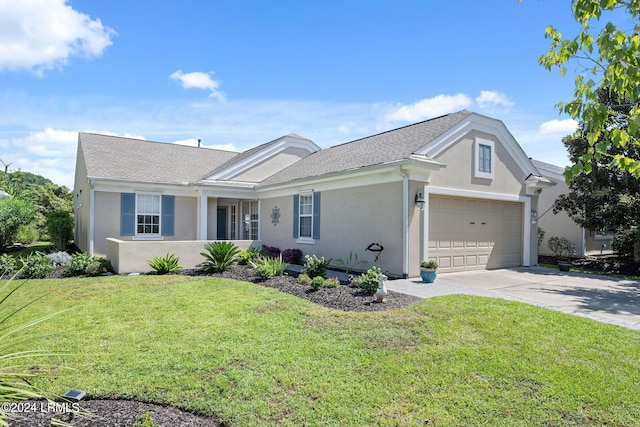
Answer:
[197,194,208,240]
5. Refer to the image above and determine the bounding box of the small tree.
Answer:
[46,211,74,252]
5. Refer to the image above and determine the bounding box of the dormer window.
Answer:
[474,138,495,180]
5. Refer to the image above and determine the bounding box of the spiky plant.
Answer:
[198,241,241,273]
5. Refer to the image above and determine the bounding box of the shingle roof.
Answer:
[531,159,566,177]
[79,133,238,184]
[259,110,473,187]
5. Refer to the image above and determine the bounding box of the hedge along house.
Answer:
[74,110,553,276]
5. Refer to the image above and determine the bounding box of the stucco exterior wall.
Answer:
[429,131,528,195]
[260,181,405,277]
[106,238,260,273]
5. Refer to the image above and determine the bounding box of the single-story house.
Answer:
[533,159,613,257]
[73,110,554,277]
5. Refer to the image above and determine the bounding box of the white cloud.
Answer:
[0,0,116,73]
[475,90,514,108]
[539,119,578,135]
[170,70,226,100]
[385,94,472,123]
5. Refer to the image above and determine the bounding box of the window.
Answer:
[474,139,495,179]
[293,192,320,242]
[479,144,491,173]
[299,193,313,238]
[137,194,160,235]
[120,193,174,238]
[229,205,237,240]
[241,200,259,240]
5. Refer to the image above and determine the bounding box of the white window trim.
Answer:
[133,192,164,240]
[297,191,315,244]
[474,138,495,180]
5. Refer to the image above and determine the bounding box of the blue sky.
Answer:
[0,0,586,188]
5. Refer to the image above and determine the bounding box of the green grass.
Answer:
[5,275,640,426]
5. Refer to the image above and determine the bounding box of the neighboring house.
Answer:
[74,110,554,277]
[533,159,613,257]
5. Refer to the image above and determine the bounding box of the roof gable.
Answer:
[205,134,320,182]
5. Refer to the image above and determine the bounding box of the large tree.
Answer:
[539,0,640,180]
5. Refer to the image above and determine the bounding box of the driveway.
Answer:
[385,267,640,330]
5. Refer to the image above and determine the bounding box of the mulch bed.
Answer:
[8,264,421,427]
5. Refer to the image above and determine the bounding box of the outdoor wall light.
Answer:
[415,191,425,211]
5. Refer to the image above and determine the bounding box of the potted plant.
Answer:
[419,259,438,283]
[547,236,575,272]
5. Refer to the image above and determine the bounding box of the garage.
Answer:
[428,195,523,272]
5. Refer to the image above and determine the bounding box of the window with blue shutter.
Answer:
[294,192,320,241]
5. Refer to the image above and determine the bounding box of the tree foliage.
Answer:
[538,0,640,180]
[554,89,640,233]
[0,198,37,249]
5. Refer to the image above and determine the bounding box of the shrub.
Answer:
[198,241,240,273]
[359,266,383,295]
[547,236,575,261]
[64,253,113,277]
[282,248,303,264]
[15,224,39,245]
[19,252,53,279]
[250,256,289,280]
[297,273,312,286]
[323,277,339,288]
[310,276,325,291]
[335,251,367,274]
[238,246,260,265]
[420,260,438,269]
[350,277,362,288]
[46,251,72,269]
[261,245,281,258]
[46,211,74,252]
[302,254,332,279]
[148,252,183,274]
[0,198,37,249]
[133,411,159,427]
[0,254,17,276]
[612,228,638,259]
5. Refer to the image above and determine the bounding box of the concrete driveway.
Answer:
[385,267,640,330]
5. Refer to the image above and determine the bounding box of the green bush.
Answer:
[15,224,39,245]
[310,276,325,291]
[548,236,575,261]
[297,273,312,286]
[64,253,113,277]
[198,241,240,273]
[18,252,52,279]
[359,266,383,295]
[0,254,17,276]
[133,411,159,427]
[302,254,332,279]
[323,277,339,288]
[238,246,260,265]
[612,228,638,259]
[46,211,73,252]
[250,256,289,280]
[0,198,37,249]
[148,252,183,275]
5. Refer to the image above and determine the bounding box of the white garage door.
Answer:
[428,195,522,272]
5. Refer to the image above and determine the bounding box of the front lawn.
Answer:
[7,275,640,426]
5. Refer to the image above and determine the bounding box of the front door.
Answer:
[217,207,227,239]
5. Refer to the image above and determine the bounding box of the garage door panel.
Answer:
[429,195,522,272]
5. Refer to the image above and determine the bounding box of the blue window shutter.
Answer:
[293,194,299,238]
[312,192,320,239]
[162,195,175,236]
[120,193,135,236]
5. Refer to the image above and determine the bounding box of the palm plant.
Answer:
[0,273,72,426]
[198,241,241,272]
[148,252,183,274]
